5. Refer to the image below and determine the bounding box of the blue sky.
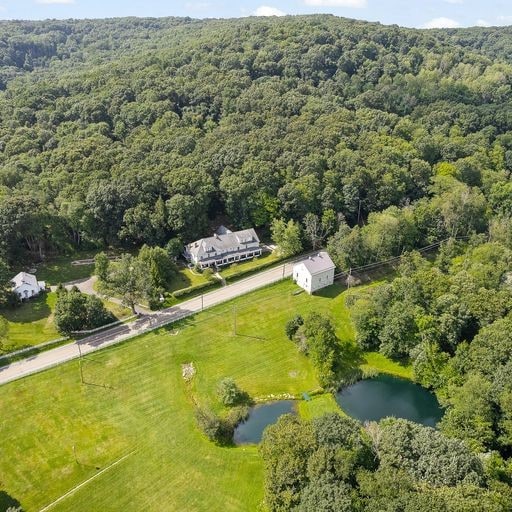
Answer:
[0,0,510,29]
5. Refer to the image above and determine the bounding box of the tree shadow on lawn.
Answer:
[1,294,51,323]
[0,490,23,511]
[314,283,346,300]
[338,342,365,386]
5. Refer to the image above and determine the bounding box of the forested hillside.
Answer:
[0,15,512,264]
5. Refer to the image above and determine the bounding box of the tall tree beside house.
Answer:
[100,254,149,315]
[303,210,337,250]
[271,218,303,257]
[0,257,12,307]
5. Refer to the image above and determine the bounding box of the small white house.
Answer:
[11,272,46,300]
[293,252,335,294]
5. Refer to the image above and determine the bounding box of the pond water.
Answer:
[336,374,443,427]
[234,400,296,445]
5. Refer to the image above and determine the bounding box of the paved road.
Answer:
[0,261,294,386]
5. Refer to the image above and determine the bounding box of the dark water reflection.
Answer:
[234,400,296,445]
[336,374,443,427]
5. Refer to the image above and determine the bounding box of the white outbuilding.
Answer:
[11,272,46,300]
[292,252,336,294]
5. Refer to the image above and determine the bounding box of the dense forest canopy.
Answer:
[0,15,511,264]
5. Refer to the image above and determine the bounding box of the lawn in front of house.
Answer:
[220,251,282,279]
[167,266,211,293]
[0,278,404,511]
[0,292,132,353]
[0,292,61,351]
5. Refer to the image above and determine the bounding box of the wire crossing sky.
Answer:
[0,0,510,28]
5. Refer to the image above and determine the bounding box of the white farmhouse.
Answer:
[184,227,262,269]
[11,272,46,300]
[293,252,335,294]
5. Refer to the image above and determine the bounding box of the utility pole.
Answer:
[78,342,84,384]
[73,444,79,465]
[282,264,286,278]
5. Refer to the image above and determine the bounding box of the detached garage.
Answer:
[293,252,336,294]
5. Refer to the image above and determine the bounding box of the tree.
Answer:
[138,245,176,290]
[439,373,495,452]
[297,477,353,512]
[260,414,316,512]
[303,211,335,250]
[379,301,421,359]
[0,256,11,307]
[54,287,114,335]
[195,406,233,445]
[285,314,304,340]
[377,418,485,487]
[94,252,110,282]
[302,313,344,388]
[217,377,246,406]
[102,254,148,315]
[271,218,303,257]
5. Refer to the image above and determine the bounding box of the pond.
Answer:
[336,374,443,427]
[234,400,296,445]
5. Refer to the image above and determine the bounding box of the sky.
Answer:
[0,0,511,29]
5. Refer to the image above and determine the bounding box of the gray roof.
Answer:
[11,272,39,289]
[186,228,260,261]
[297,252,335,275]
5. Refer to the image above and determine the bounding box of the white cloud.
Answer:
[476,19,491,27]
[252,5,286,16]
[423,17,460,29]
[304,0,367,7]
[35,0,75,4]
[497,15,512,24]
[443,0,463,4]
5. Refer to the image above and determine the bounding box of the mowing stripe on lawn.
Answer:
[39,450,137,512]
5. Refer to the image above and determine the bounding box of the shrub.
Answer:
[285,314,304,340]
[203,267,216,282]
[217,377,247,406]
[195,406,233,445]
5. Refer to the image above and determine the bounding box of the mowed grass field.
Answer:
[0,279,400,511]
[0,293,131,353]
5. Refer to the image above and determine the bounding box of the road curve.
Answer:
[0,262,294,386]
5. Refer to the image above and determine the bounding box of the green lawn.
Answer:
[35,254,97,286]
[167,266,211,293]
[361,351,413,379]
[298,394,342,420]
[0,293,61,352]
[0,279,402,511]
[220,252,282,279]
[0,293,131,353]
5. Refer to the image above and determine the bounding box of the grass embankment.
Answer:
[361,351,413,380]
[0,279,407,511]
[220,252,282,280]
